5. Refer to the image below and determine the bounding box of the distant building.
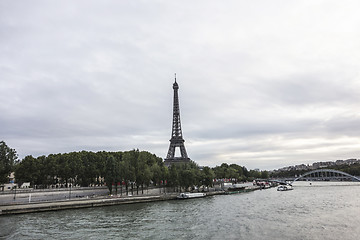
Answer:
[294,164,308,171]
[312,161,335,169]
[2,172,16,191]
[335,160,344,165]
[345,159,358,165]
[274,158,359,173]
[20,182,31,188]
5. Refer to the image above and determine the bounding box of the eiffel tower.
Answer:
[164,75,191,167]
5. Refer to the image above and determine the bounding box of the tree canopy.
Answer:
[11,145,274,193]
[14,149,167,194]
[0,141,18,184]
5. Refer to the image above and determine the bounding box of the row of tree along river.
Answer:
[2,141,269,194]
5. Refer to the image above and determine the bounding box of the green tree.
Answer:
[168,164,179,191]
[122,151,136,195]
[261,170,269,179]
[242,166,249,178]
[14,155,40,187]
[225,167,239,180]
[230,164,244,175]
[13,148,168,191]
[179,168,197,190]
[36,155,48,187]
[201,166,215,188]
[248,170,261,179]
[45,154,59,186]
[0,141,18,184]
[137,164,152,194]
[104,155,117,194]
[174,162,201,191]
[57,153,70,187]
[150,164,162,185]
[213,163,229,179]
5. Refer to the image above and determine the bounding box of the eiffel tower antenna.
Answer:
[164,75,190,167]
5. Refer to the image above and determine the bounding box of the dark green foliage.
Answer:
[14,149,167,192]
[212,163,266,181]
[13,145,275,191]
[261,170,269,179]
[0,141,18,184]
[201,166,215,188]
[105,155,117,194]
[14,155,39,186]
[167,161,201,191]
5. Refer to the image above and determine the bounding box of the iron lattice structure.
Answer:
[164,78,190,167]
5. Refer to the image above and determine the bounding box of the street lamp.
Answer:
[13,186,16,200]
[69,180,72,200]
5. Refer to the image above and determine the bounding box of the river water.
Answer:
[1,182,360,240]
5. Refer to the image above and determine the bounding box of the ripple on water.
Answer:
[3,183,360,240]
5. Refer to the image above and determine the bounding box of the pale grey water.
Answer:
[1,182,360,240]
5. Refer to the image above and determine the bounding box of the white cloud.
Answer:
[1,0,360,170]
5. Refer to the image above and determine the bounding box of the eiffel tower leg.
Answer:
[180,145,188,159]
[166,145,175,159]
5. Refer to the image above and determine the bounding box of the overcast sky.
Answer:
[1,0,360,170]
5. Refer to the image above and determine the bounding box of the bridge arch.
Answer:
[291,169,360,184]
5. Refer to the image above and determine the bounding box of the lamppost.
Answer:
[69,180,72,200]
[13,186,16,200]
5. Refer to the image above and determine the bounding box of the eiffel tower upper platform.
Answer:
[164,75,191,167]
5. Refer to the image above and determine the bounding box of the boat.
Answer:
[228,184,246,191]
[225,186,246,194]
[277,185,293,191]
[177,192,206,199]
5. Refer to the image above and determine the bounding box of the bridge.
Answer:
[258,169,360,186]
[291,169,360,184]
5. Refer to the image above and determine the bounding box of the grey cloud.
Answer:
[263,76,360,106]
[1,1,360,170]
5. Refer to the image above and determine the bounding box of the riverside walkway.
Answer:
[0,194,179,216]
[0,191,228,216]
[0,186,260,216]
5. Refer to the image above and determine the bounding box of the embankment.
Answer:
[0,194,178,216]
[0,187,261,216]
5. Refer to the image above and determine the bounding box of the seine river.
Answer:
[1,182,360,240]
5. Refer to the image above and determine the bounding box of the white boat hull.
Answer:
[277,185,293,191]
[177,192,206,199]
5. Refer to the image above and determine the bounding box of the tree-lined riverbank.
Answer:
[0,194,178,216]
[0,190,231,216]
[0,185,261,215]
[6,145,268,194]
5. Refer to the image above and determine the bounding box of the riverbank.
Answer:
[0,194,178,215]
[4,182,359,240]
[0,186,259,216]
